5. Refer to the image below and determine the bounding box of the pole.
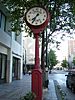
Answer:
[34,34,40,69]
[46,28,48,68]
[32,33,42,100]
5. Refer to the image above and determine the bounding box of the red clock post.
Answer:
[25,6,50,100]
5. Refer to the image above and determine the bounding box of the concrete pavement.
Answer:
[0,74,31,100]
[43,79,58,100]
[0,74,58,100]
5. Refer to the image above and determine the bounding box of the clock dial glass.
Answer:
[26,7,47,26]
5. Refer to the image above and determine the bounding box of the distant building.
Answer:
[68,40,75,68]
[0,3,23,83]
[23,36,41,70]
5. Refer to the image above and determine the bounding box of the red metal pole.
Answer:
[32,34,42,100]
[35,34,40,69]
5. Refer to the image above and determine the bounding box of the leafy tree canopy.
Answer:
[72,56,75,66]
[48,49,58,70]
[1,0,75,45]
[61,58,68,68]
[47,0,75,49]
[0,0,47,33]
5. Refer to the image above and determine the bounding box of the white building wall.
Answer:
[0,22,23,58]
[0,4,23,83]
[12,40,22,55]
[0,28,11,48]
[12,32,23,56]
[0,45,7,54]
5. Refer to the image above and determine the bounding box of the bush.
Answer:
[20,92,36,100]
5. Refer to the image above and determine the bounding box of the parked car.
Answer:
[65,69,75,93]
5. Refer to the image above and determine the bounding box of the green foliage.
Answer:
[0,0,42,33]
[1,0,75,48]
[48,49,58,70]
[61,58,68,68]
[47,0,75,48]
[20,92,36,100]
[1,0,75,39]
[72,56,75,66]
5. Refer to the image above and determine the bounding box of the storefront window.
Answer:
[12,57,18,80]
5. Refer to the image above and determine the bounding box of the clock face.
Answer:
[26,7,47,26]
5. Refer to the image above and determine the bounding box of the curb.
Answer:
[54,80,67,100]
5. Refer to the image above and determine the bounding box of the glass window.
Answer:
[1,14,6,31]
[0,11,6,31]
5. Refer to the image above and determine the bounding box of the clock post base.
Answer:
[32,68,42,100]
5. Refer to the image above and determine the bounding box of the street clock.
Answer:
[25,6,48,26]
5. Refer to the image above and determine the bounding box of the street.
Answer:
[49,70,75,100]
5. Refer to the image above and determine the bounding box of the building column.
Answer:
[19,32,23,79]
[6,49,12,83]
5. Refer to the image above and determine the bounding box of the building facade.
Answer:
[23,36,35,70]
[0,4,23,83]
[68,40,75,68]
[23,36,41,71]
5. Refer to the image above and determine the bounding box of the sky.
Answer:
[54,32,75,62]
[55,40,68,61]
[23,30,75,62]
[47,30,69,62]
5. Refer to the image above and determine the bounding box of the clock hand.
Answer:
[32,13,39,23]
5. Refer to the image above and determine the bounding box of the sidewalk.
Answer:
[0,74,58,100]
[0,74,31,100]
[43,79,58,100]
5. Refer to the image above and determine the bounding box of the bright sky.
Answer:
[54,32,75,61]
[23,30,75,62]
[55,40,68,61]
[47,30,69,61]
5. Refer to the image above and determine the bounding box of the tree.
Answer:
[1,0,75,51]
[1,0,75,36]
[72,56,75,66]
[0,0,49,34]
[48,49,58,72]
[61,58,68,69]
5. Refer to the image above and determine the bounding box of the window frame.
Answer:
[0,10,6,31]
[0,11,2,28]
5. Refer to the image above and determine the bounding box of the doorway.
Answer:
[0,54,7,83]
[12,57,19,80]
